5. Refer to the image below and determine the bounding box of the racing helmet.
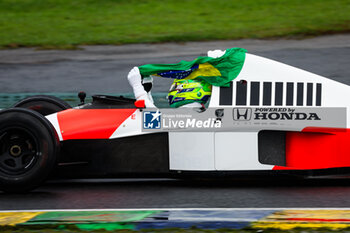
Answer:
[168,79,212,108]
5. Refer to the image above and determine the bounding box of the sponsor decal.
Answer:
[232,108,252,121]
[143,110,161,129]
[141,107,345,132]
[232,108,321,121]
[162,118,221,129]
[253,108,321,121]
[142,109,222,130]
[215,109,224,122]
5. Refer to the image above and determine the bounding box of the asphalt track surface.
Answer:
[3,178,350,210]
[0,34,350,93]
[0,35,350,210]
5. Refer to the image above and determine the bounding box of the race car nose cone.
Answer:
[10,145,21,157]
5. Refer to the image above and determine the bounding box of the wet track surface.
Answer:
[0,34,350,93]
[2,178,350,210]
[0,34,349,210]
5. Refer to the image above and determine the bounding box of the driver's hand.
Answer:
[127,67,142,84]
[127,67,147,99]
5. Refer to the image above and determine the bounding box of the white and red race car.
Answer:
[0,53,349,192]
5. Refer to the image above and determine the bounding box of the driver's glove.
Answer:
[137,93,156,108]
[127,67,155,108]
[127,67,146,99]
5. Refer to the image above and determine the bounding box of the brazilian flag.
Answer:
[139,48,247,87]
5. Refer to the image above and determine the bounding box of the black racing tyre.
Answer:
[0,108,59,193]
[13,95,71,116]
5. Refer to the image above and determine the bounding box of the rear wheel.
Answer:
[13,95,71,115]
[0,108,59,193]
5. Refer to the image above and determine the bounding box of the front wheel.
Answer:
[0,108,59,193]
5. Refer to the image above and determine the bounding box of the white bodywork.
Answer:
[169,53,350,171]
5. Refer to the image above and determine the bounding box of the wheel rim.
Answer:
[0,127,39,175]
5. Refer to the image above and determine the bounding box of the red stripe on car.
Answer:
[57,109,136,140]
[273,128,350,170]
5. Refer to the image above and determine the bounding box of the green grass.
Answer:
[0,0,349,48]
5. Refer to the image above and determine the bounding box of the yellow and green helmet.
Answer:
[168,79,212,108]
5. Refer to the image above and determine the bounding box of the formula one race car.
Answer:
[0,53,349,193]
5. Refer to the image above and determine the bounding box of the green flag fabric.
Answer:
[138,47,247,87]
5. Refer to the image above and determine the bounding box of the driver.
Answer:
[128,67,212,109]
[127,49,240,108]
